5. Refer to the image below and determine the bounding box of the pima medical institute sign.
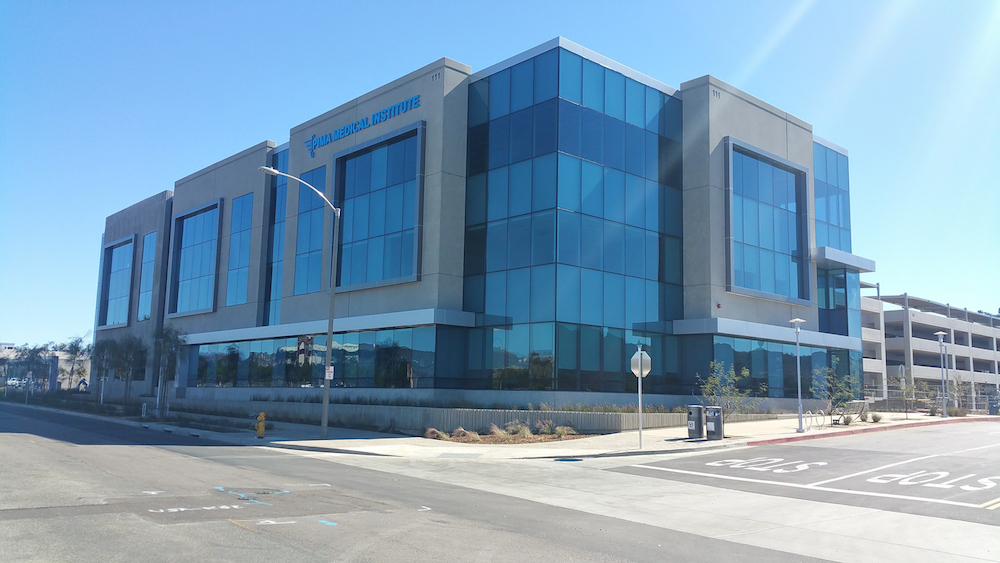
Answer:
[304,95,421,157]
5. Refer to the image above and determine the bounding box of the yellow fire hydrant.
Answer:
[254,412,266,439]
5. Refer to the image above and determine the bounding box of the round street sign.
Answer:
[631,349,651,378]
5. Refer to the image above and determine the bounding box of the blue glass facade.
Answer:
[682,335,862,399]
[100,240,134,326]
[732,149,806,300]
[337,132,418,287]
[464,48,684,393]
[813,142,851,252]
[225,193,253,306]
[293,167,327,295]
[264,148,288,325]
[191,326,443,389]
[172,206,218,314]
[137,232,156,321]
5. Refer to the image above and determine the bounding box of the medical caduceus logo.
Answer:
[305,134,317,158]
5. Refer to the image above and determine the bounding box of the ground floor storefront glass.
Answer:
[183,329,860,399]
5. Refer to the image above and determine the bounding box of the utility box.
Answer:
[687,404,705,439]
[705,406,724,440]
[989,395,1000,416]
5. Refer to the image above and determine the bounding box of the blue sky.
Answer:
[1,0,998,346]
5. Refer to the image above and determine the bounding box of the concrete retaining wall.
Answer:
[170,398,778,436]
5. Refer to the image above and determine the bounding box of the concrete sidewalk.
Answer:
[212,411,1000,460]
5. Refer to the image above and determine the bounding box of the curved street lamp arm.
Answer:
[259,167,341,217]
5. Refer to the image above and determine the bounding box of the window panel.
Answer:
[556,264,581,323]
[508,160,532,217]
[489,68,510,120]
[558,49,582,104]
[580,215,603,271]
[506,268,529,324]
[533,49,558,103]
[531,153,557,211]
[580,268,603,326]
[507,215,531,269]
[533,99,558,156]
[510,59,534,112]
[603,273,625,328]
[603,221,624,274]
[580,108,604,164]
[581,160,604,217]
[557,153,581,212]
[530,265,555,322]
[509,108,534,164]
[558,99,581,157]
[582,59,605,112]
[486,220,507,272]
[625,78,645,127]
[604,115,625,171]
[531,210,555,265]
[557,210,580,266]
[488,168,509,222]
[489,115,510,169]
[604,69,625,120]
[603,167,625,223]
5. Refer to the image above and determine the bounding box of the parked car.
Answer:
[6,377,25,388]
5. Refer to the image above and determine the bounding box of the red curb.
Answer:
[745,416,1000,446]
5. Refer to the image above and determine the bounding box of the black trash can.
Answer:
[687,404,705,439]
[705,406,724,440]
[989,395,999,416]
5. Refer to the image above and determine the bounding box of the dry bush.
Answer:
[424,428,449,440]
[555,425,578,438]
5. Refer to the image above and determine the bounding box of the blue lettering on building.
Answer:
[304,95,420,157]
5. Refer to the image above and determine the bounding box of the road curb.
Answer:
[746,416,1000,446]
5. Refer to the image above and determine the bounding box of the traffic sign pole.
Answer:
[630,345,651,450]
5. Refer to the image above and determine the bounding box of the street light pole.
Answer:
[260,166,341,438]
[790,318,806,433]
[935,331,947,418]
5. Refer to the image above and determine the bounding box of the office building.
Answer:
[94,38,875,409]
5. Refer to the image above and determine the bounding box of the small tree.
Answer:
[697,361,766,421]
[55,337,92,390]
[890,371,927,419]
[110,335,147,414]
[810,359,857,413]
[15,343,53,398]
[153,325,186,416]
[92,339,116,403]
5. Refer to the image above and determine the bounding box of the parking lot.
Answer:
[615,421,1000,526]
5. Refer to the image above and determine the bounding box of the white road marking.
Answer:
[629,465,982,508]
[806,442,1000,487]
[418,506,431,511]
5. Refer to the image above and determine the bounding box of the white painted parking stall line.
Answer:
[806,442,1000,487]
[628,464,984,508]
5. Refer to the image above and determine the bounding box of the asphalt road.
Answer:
[0,403,820,563]
[615,421,1000,527]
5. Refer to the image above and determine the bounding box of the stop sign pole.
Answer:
[631,345,651,449]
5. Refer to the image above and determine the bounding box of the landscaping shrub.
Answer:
[858,412,868,422]
[947,407,968,417]
[534,419,555,435]
[555,425,578,438]
[929,405,939,416]
[424,427,449,440]
[505,419,532,437]
[871,413,882,423]
[489,423,509,441]
[843,415,853,426]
